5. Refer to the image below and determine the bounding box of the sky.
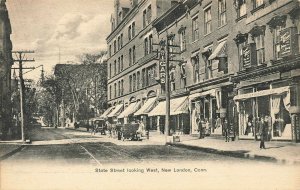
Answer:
[6,0,114,81]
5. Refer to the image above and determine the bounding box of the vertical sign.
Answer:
[159,45,166,84]
[279,28,291,58]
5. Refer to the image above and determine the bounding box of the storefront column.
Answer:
[290,81,300,142]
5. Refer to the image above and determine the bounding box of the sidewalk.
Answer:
[168,137,300,165]
[0,144,24,161]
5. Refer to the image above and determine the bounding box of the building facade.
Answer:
[106,0,300,142]
[0,0,13,140]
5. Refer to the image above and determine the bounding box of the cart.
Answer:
[120,123,139,141]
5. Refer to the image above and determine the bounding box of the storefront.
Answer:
[134,97,157,130]
[189,89,223,136]
[234,83,292,141]
[148,96,190,134]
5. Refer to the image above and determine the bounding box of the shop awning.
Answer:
[117,101,142,119]
[189,89,217,101]
[208,40,227,60]
[148,96,189,116]
[107,104,123,118]
[134,97,157,116]
[233,86,290,101]
[99,106,115,119]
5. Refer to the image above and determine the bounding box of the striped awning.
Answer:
[117,101,142,119]
[134,97,157,116]
[107,104,123,118]
[99,106,115,119]
[148,96,189,116]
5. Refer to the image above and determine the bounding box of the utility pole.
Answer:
[157,33,182,144]
[12,50,35,142]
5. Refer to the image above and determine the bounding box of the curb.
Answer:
[0,145,25,161]
[167,142,298,165]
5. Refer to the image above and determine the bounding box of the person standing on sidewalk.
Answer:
[196,117,202,139]
[223,118,230,142]
[259,115,268,149]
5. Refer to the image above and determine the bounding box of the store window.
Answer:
[218,0,227,26]
[204,7,212,35]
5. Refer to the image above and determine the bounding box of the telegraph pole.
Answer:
[12,50,35,142]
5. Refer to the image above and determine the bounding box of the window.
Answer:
[218,0,226,26]
[192,16,199,41]
[142,68,145,88]
[109,85,112,100]
[237,0,246,18]
[254,0,264,9]
[120,55,123,71]
[180,63,187,88]
[147,5,152,24]
[144,38,149,55]
[114,60,117,75]
[137,71,140,90]
[191,55,200,83]
[254,34,265,64]
[132,22,135,37]
[121,80,124,95]
[117,36,120,50]
[109,63,112,78]
[117,57,120,74]
[170,69,176,91]
[204,7,212,34]
[128,25,132,40]
[149,34,153,53]
[118,81,121,96]
[129,48,132,66]
[120,34,123,48]
[129,75,132,92]
[133,46,136,64]
[274,26,283,59]
[113,40,116,53]
[114,83,117,98]
[109,45,112,57]
[179,29,186,51]
[143,10,147,28]
[133,73,136,91]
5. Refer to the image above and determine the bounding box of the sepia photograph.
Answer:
[1,0,300,189]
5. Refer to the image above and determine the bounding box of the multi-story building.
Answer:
[0,0,13,140]
[106,0,300,142]
[105,0,178,129]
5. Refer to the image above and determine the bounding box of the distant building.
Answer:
[0,0,13,139]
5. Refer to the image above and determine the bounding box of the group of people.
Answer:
[196,116,231,142]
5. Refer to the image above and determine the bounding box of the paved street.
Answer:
[1,126,300,190]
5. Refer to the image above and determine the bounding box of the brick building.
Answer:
[105,0,300,142]
[0,0,13,139]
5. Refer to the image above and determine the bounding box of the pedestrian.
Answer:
[245,114,253,136]
[196,117,202,139]
[137,120,145,137]
[259,115,268,149]
[223,118,230,142]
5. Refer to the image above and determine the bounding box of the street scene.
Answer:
[1,0,300,189]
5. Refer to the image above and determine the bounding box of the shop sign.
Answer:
[242,43,256,68]
[159,47,166,84]
[279,28,292,57]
